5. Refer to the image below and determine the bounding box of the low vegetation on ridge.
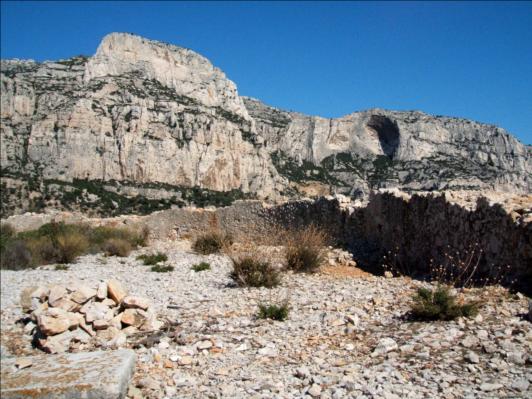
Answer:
[0,222,148,269]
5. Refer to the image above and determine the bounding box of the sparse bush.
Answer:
[151,264,174,273]
[26,236,57,264]
[0,223,15,251]
[285,224,327,273]
[137,252,168,265]
[0,240,33,270]
[192,231,231,255]
[55,233,89,263]
[102,238,132,257]
[257,302,289,321]
[89,225,148,249]
[191,261,211,272]
[410,286,480,321]
[230,257,281,288]
[1,222,146,269]
[55,264,69,271]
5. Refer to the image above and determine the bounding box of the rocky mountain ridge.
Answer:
[1,32,530,216]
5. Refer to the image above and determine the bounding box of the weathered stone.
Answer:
[50,298,80,312]
[107,280,127,304]
[121,309,146,327]
[48,285,67,307]
[93,319,109,330]
[372,338,398,356]
[83,302,113,323]
[70,285,97,304]
[36,308,74,336]
[20,286,38,313]
[122,296,150,310]
[0,349,136,398]
[96,282,108,300]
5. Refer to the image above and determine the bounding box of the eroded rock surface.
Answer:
[1,32,530,217]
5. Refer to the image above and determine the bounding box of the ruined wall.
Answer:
[3,193,530,294]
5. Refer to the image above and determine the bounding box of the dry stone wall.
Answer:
[3,192,530,294]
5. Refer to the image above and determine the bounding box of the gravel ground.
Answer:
[1,240,531,399]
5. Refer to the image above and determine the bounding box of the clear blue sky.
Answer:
[2,1,531,144]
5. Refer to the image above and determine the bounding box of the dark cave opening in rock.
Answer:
[367,115,400,159]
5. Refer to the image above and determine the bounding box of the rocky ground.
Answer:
[1,239,531,399]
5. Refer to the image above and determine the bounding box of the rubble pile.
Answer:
[19,280,163,354]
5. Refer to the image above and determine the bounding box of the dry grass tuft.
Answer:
[284,224,328,273]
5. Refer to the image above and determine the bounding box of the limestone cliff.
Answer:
[1,33,530,217]
[1,33,283,208]
[244,97,531,197]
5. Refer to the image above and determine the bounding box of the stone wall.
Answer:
[3,193,530,294]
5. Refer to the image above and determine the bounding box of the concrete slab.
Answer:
[1,349,135,399]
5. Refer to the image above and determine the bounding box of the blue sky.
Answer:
[2,1,531,144]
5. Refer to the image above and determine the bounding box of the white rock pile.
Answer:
[19,280,163,354]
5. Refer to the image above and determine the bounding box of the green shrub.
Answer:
[102,238,132,257]
[192,231,231,255]
[26,236,58,264]
[285,225,327,273]
[137,252,168,265]
[89,225,148,249]
[230,257,281,288]
[151,264,174,273]
[191,261,211,272]
[0,223,15,252]
[257,302,289,321]
[0,240,33,270]
[411,286,480,321]
[55,232,89,263]
[0,222,146,269]
[55,264,69,271]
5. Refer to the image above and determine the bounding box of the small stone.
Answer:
[107,280,127,303]
[107,331,127,348]
[128,385,144,399]
[84,302,113,323]
[122,295,150,310]
[507,352,525,365]
[121,309,147,327]
[399,344,414,353]
[79,320,96,337]
[121,326,138,336]
[93,319,109,330]
[464,351,479,364]
[70,285,96,304]
[196,340,213,350]
[138,376,160,391]
[372,338,398,356]
[178,356,193,366]
[480,383,502,392]
[15,358,33,369]
[384,271,393,278]
[20,286,38,312]
[48,285,67,307]
[31,286,49,301]
[37,308,73,335]
[511,379,529,392]
[295,366,310,379]
[163,359,174,368]
[460,335,478,348]
[96,282,108,300]
[308,384,322,397]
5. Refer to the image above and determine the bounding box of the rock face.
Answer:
[0,33,283,206]
[244,97,531,196]
[1,32,530,217]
